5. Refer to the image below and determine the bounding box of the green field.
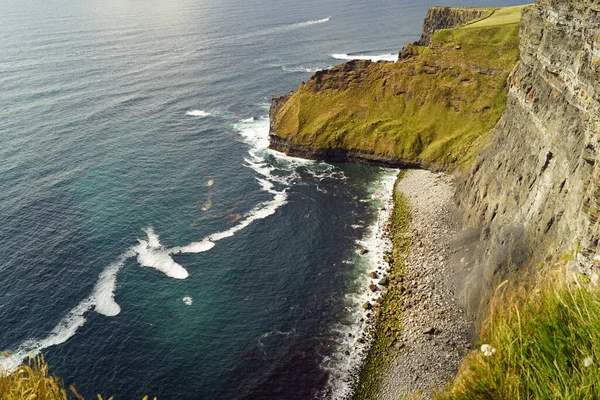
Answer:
[464,5,529,28]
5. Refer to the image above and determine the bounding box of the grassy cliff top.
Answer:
[271,5,530,169]
[464,4,529,28]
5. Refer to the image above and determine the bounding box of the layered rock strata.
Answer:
[456,0,600,319]
[415,6,490,46]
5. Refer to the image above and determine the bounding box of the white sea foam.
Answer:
[92,251,134,317]
[280,65,327,73]
[258,329,296,348]
[135,228,189,279]
[185,110,211,117]
[241,117,255,122]
[182,296,193,306]
[224,16,331,43]
[172,191,286,254]
[171,239,215,254]
[0,250,135,374]
[211,191,287,241]
[332,53,398,62]
[254,17,331,36]
[320,169,398,400]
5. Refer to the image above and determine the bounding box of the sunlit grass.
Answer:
[438,270,600,399]
[463,5,530,28]
[0,355,156,400]
[0,355,67,400]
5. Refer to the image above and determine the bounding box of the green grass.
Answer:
[463,5,529,28]
[438,274,600,399]
[354,173,412,400]
[272,6,526,169]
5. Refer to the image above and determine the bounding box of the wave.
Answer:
[170,192,287,254]
[0,251,134,373]
[92,251,135,317]
[258,329,297,350]
[170,117,291,253]
[224,16,331,43]
[185,110,211,117]
[331,53,398,62]
[257,16,331,36]
[319,169,398,400]
[135,228,189,279]
[280,65,328,73]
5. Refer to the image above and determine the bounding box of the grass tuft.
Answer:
[0,355,156,400]
[0,355,67,400]
[438,268,600,399]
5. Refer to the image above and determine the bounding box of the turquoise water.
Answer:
[0,0,527,398]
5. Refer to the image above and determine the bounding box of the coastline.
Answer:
[322,168,398,400]
[354,170,473,399]
[353,170,412,399]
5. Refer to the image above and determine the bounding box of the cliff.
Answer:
[456,0,600,320]
[269,6,526,170]
[415,6,492,46]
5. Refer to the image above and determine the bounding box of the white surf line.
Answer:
[170,180,287,254]
[134,228,189,279]
[0,225,201,374]
[332,53,398,62]
[321,169,398,400]
[225,16,332,42]
[280,65,327,73]
[185,110,211,117]
[0,250,134,374]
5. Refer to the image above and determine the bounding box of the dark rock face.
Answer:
[415,7,488,46]
[456,0,600,321]
[268,133,425,170]
[304,59,374,92]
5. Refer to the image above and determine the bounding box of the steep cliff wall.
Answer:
[415,6,492,46]
[456,0,600,319]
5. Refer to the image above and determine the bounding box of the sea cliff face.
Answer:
[456,0,600,319]
[415,6,491,46]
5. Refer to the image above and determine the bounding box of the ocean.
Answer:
[0,0,527,398]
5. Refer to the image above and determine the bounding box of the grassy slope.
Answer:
[272,5,527,169]
[438,270,600,399]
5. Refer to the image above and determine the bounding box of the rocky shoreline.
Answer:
[268,134,430,170]
[376,170,473,399]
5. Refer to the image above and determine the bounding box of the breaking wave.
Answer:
[186,110,211,117]
[319,169,398,400]
[0,250,134,373]
[332,53,398,62]
[280,65,328,73]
